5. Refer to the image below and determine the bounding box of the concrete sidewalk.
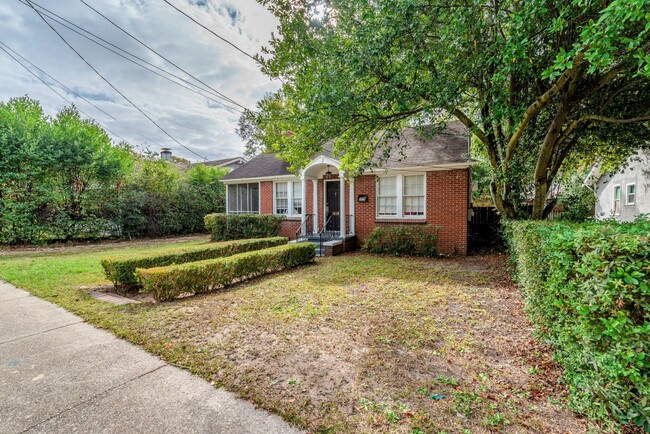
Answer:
[0,282,300,434]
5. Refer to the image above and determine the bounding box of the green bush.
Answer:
[506,219,650,431]
[137,243,316,302]
[363,225,440,256]
[101,237,288,291]
[204,213,285,241]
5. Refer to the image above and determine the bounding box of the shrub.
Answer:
[363,225,440,256]
[137,243,316,302]
[506,219,650,431]
[204,213,285,241]
[101,237,288,291]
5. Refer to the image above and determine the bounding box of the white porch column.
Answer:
[339,171,346,236]
[348,178,355,235]
[301,175,307,236]
[311,179,318,234]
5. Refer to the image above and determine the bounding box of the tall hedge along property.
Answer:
[101,237,288,291]
[204,213,285,241]
[507,219,650,431]
[137,243,316,302]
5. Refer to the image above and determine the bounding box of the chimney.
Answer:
[160,148,172,161]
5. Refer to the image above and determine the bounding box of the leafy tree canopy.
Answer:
[254,0,650,218]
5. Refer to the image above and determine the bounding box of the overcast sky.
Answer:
[0,0,280,162]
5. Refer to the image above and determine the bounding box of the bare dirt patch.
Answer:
[127,253,586,433]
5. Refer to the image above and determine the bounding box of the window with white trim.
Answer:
[275,182,289,214]
[274,181,303,216]
[376,174,426,218]
[613,185,621,215]
[403,175,425,216]
[377,176,397,216]
[227,183,259,214]
[292,181,302,215]
[626,183,636,205]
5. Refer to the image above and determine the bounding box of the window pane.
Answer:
[238,184,248,213]
[404,196,424,216]
[378,197,397,215]
[228,185,237,213]
[378,177,396,196]
[275,182,288,198]
[403,175,424,196]
[614,186,621,200]
[249,183,259,212]
[292,181,302,198]
[276,199,288,214]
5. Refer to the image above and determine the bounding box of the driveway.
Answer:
[0,282,301,434]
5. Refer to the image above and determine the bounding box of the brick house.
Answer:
[221,124,476,255]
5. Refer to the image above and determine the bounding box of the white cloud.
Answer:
[0,0,280,162]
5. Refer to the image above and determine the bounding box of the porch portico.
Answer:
[298,155,355,239]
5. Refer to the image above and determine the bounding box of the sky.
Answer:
[0,0,280,162]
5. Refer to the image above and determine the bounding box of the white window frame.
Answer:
[376,176,398,217]
[225,182,260,214]
[375,173,427,220]
[274,181,302,217]
[626,183,636,206]
[613,184,621,215]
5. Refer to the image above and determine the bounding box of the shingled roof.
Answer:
[221,123,473,181]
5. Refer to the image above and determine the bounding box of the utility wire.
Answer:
[0,40,116,120]
[0,44,131,144]
[78,0,248,112]
[18,0,245,113]
[24,0,208,161]
[162,0,259,64]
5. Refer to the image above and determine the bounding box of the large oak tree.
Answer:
[249,0,650,219]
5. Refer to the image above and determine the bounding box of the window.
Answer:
[292,181,302,215]
[376,174,426,218]
[274,182,289,214]
[274,181,303,216]
[614,185,621,215]
[377,176,397,216]
[626,183,636,205]
[403,175,425,216]
[227,183,259,214]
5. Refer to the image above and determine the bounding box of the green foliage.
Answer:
[204,213,285,241]
[101,237,288,291]
[256,0,650,219]
[506,219,650,431]
[556,172,597,222]
[363,225,439,257]
[137,243,316,302]
[0,96,228,244]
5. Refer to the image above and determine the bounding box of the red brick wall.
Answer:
[260,180,314,240]
[353,170,469,255]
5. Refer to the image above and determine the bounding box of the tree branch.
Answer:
[452,108,489,144]
[504,52,585,165]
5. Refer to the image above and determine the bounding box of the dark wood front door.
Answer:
[325,181,340,231]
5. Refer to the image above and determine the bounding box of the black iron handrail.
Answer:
[318,214,334,254]
[295,214,313,241]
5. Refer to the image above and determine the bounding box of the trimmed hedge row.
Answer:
[204,213,285,241]
[136,243,316,302]
[506,219,650,431]
[101,237,288,291]
[363,225,440,256]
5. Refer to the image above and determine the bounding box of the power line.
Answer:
[78,0,249,111]
[18,0,245,113]
[0,43,129,143]
[0,40,116,120]
[163,0,259,64]
[24,0,208,161]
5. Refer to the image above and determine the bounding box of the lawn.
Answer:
[0,236,585,433]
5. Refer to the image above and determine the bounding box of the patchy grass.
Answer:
[0,238,585,433]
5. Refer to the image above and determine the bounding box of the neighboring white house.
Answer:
[585,150,650,221]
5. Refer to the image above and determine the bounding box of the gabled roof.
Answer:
[221,123,473,181]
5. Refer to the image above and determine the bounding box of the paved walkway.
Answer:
[0,282,301,434]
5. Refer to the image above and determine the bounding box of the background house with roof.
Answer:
[220,123,476,255]
[585,149,650,221]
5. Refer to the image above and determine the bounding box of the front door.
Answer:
[325,181,340,232]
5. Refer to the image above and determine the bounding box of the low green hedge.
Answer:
[506,219,650,431]
[136,243,316,302]
[101,237,288,291]
[363,224,440,256]
[204,213,285,241]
